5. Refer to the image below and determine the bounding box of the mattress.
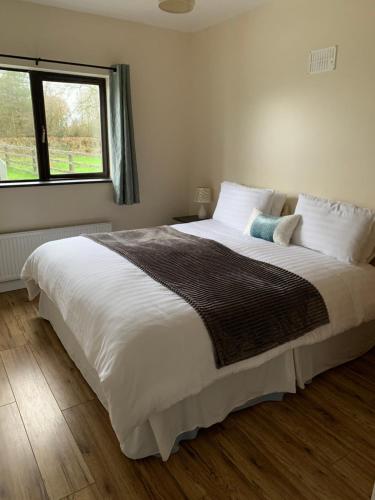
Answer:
[22,219,375,460]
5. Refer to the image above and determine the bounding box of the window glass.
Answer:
[43,80,103,176]
[0,69,39,181]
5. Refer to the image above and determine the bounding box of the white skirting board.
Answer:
[0,280,25,294]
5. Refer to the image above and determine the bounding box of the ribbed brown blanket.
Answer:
[86,226,329,368]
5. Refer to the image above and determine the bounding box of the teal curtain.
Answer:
[110,64,140,205]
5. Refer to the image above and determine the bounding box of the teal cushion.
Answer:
[244,209,301,246]
[250,214,282,242]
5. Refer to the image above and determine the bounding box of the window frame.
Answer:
[0,67,110,185]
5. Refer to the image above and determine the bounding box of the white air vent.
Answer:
[309,46,337,74]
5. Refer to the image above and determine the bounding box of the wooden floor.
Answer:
[0,290,374,500]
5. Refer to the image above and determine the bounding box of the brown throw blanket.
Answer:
[86,226,329,368]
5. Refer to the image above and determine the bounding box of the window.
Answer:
[0,68,109,184]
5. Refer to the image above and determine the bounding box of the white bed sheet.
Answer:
[22,219,375,459]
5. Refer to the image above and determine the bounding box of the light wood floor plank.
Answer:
[254,399,350,466]
[159,453,210,500]
[3,290,94,410]
[0,357,14,407]
[316,376,375,428]
[331,452,375,499]
[0,294,26,350]
[210,422,315,500]
[1,346,94,500]
[232,405,361,500]
[0,402,48,499]
[296,383,375,466]
[347,357,375,385]
[180,437,266,499]
[64,400,152,499]
[0,289,35,320]
[135,457,190,500]
[24,317,95,410]
[64,484,102,500]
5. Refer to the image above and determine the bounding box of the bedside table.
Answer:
[173,215,207,223]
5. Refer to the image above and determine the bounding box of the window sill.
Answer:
[0,178,113,188]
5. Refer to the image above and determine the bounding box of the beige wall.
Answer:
[1,0,374,234]
[190,0,375,211]
[0,0,191,233]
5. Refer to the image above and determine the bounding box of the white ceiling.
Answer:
[21,0,267,32]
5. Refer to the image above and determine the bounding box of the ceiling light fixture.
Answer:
[158,0,195,14]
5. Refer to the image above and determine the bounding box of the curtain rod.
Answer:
[0,53,117,72]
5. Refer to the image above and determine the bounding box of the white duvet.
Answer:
[22,219,375,451]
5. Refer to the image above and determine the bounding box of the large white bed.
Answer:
[22,219,375,460]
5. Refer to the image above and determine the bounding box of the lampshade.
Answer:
[158,0,195,14]
[194,187,212,204]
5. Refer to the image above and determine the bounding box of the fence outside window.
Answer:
[0,143,102,181]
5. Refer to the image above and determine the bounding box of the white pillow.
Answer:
[292,193,375,263]
[213,182,274,231]
[269,191,287,216]
[244,209,301,246]
[362,220,375,263]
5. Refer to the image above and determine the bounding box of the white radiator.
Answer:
[0,222,112,289]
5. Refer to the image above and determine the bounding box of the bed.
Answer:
[22,218,375,460]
